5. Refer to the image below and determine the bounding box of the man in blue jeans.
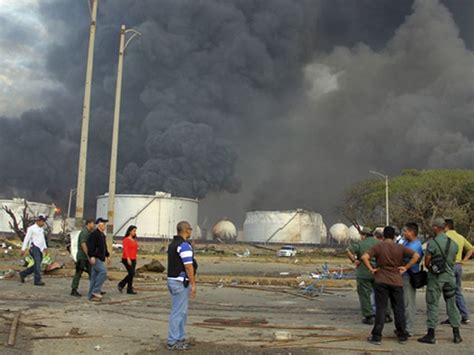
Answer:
[86,218,110,302]
[19,215,48,286]
[167,221,197,351]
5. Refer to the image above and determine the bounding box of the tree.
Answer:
[2,199,37,241]
[339,169,474,238]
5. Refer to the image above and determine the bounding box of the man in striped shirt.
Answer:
[166,221,197,351]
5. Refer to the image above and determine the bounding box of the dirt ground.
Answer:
[1,245,474,354]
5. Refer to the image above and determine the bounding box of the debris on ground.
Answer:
[136,259,165,273]
[274,331,291,341]
[203,317,268,326]
[235,249,250,258]
[66,327,87,336]
[0,269,16,279]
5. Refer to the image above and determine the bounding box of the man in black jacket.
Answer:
[87,218,110,302]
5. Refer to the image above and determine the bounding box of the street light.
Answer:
[369,170,389,226]
[106,25,142,241]
[75,0,99,228]
[67,188,77,219]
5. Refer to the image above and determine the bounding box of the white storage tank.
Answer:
[96,192,198,238]
[212,219,238,241]
[243,210,326,244]
[349,225,363,241]
[0,198,55,234]
[329,223,350,244]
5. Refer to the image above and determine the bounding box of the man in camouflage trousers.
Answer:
[418,218,462,344]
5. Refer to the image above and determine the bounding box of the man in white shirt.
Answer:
[19,215,48,286]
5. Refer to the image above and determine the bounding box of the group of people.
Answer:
[347,218,473,345]
[18,215,197,351]
[19,217,139,301]
[70,218,139,301]
[18,213,473,349]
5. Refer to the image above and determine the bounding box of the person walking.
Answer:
[71,218,95,296]
[19,215,48,286]
[118,225,138,295]
[361,226,420,345]
[166,221,197,351]
[401,222,424,336]
[441,218,472,325]
[346,227,379,324]
[87,218,110,302]
[418,218,462,344]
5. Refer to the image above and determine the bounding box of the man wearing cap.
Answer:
[418,218,462,344]
[441,219,472,325]
[346,227,379,325]
[19,215,48,286]
[86,218,110,302]
[361,226,420,345]
[70,218,95,297]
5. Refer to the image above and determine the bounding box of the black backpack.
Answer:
[429,238,451,274]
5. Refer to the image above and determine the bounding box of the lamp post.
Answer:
[106,25,141,242]
[67,188,77,219]
[369,170,389,226]
[75,0,99,228]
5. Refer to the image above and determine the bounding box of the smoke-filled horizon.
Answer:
[0,0,473,228]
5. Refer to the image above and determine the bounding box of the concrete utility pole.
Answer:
[369,170,389,226]
[75,0,98,228]
[106,25,141,241]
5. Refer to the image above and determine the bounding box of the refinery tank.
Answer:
[243,210,326,244]
[329,223,350,244]
[96,192,198,238]
[0,198,55,234]
[349,225,363,241]
[212,219,238,241]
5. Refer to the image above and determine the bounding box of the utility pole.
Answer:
[106,25,141,243]
[369,170,389,226]
[75,0,98,228]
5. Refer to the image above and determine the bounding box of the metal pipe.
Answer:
[75,0,98,228]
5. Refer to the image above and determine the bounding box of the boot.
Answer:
[71,289,82,297]
[453,327,462,344]
[417,328,436,344]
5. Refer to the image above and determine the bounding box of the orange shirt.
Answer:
[122,237,138,260]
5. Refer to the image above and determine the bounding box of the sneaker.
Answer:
[92,293,103,299]
[461,319,471,325]
[19,272,25,283]
[367,336,381,345]
[167,342,191,351]
[127,290,137,295]
[71,289,82,297]
[440,318,450,325]
[34,281,45,286]
[117,285,124,293]
[385,315,393,323]
[89,296,102,302]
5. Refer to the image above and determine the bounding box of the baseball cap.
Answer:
[432,217,446,228]
[95,217,109,224]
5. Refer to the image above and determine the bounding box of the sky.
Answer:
[0,0,472,231]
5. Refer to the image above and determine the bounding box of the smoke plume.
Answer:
[0,0,472,226]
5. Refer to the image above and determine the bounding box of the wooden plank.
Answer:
[7,312,21,347]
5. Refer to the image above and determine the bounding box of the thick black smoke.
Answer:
[0,0,472,226]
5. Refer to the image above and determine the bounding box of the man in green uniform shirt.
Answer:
[442,219,472,324]
[71,219,95,297]
[347,227,379,324]
[418,218,462,344]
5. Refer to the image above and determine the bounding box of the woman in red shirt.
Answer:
[118,225,138,294]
